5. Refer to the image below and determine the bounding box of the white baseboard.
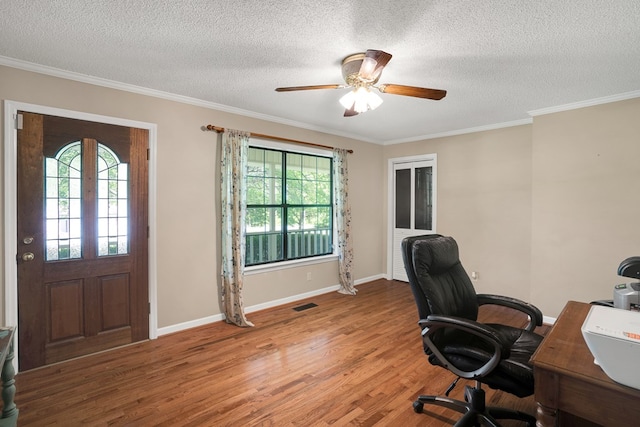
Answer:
[355,273,386,285]
[244,284,340,314]
[157,274,389,336]
[157,313,226,336]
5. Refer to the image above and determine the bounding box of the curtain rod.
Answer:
[205,125,353,154]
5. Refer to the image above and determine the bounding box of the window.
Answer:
[96,144,129,256]
[45,141,129,261]
[45,141,82,260]
[245,146,333,266]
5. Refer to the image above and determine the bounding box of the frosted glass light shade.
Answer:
[339,87,383,113]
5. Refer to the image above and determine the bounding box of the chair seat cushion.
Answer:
[427,325,543,397]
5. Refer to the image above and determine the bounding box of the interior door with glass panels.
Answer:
[16,112,149,371]
[392,159,436,281]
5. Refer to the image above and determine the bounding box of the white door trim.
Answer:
[3,100,158,371]
[386,153,437,280]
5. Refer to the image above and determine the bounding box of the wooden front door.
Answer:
[17,112,149,371]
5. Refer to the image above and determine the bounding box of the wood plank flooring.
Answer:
[15,279,550,426]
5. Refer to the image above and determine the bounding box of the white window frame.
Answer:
[386,153,438,280]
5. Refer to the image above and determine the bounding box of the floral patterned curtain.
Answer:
[220,129,254,327]
[333,148,356,295]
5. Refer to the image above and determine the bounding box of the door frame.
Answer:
[4,100,158,371]
[386,153,437,280]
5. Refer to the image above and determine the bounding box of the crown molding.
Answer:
[528,90,640,117]
[0,55,377,144]
[382,118,534,145]
[3,55,639,146]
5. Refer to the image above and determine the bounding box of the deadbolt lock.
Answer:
[23,236,34,245]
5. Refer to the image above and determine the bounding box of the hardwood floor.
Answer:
[16,279,549,426]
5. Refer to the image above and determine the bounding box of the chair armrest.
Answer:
[476,294,543,332]
[418,315,511,379]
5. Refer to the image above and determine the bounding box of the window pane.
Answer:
[286,154,302,205]
[286,153,302,179]
[286,152,332,207]
[248,148,282,205]
[246,206,283,264]
[246,176,265,204]
[265,150,282,176]
[395,169,411,229]
[317,180,331,205]
[97,144,129,256]
[302,180,317,205]
[302,156,317,179]
[415,166,433,230]
[317,207,331,228]
[46,177,58,197]
[286,179,302,205]
[317,157,331,181]
[69,177,81,198]
[247,147,265,175]
[286,206,332,259]
[264,177,282,204]
[45,141,82,261]
[287,207,302,231]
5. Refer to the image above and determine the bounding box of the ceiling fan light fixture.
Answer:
[365,88,383,110]
[339,87,383,113]
[275,49,446,117]
[359,57,379,81]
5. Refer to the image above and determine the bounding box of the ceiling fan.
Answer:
[275,49,447,117]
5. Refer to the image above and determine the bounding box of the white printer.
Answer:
[581,305,640,390]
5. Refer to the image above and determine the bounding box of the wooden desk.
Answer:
[531,301,640,427]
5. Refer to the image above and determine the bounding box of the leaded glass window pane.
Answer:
[45,141,82,261]
[97,144,129,256]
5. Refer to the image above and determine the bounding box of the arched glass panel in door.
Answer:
[44,141,129,261]
[45,141,83,261]
[97,144,129,256]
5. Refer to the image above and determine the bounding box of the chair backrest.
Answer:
[402,234,479,321]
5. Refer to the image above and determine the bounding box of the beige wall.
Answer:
[0,65,385,328]
[383,125,533,302]
[383,98,640,318]
[531,98,640,316]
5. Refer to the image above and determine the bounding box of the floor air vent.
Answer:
[293,303,318,312]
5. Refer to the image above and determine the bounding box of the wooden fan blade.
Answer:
[275,84,343,92]
[378,84,447,100]
[359,50,392,81]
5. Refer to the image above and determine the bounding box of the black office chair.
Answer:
[401,234,543,427]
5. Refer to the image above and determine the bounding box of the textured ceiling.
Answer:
[1,1,640,144]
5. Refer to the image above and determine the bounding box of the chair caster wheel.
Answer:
[413,401,423,413]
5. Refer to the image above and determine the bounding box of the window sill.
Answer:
[244,254,339,275]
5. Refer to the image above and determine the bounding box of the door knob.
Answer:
[21,252,35,262]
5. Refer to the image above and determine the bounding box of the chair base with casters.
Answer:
[412,379,536,427]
